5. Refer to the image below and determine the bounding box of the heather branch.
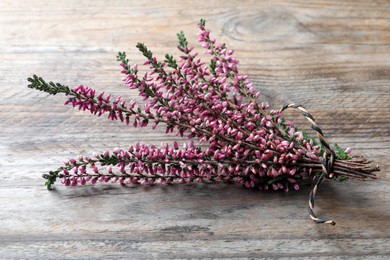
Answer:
[42,144,306,190]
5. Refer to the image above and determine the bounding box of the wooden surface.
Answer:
[0,0,389,258]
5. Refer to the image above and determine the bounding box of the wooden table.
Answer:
[1,0,389,258]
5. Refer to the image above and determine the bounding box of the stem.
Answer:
[300,157,379,180]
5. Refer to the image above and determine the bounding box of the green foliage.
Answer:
[333,144,352,182]
[176,31,188,49]
[267,175,284,185]
[136,42,153,60]
[336,175,348,182]
[302,130,308,141]
[42,170,60,190]
[165,54,178,69]
[209,59,217,75]
[334,143,352,160]
[137,43,165,72]
[116,51,129,64]
[99,153,119,166]
[27,75,70,95]
[199,18,206,27]
[117,51,138,74]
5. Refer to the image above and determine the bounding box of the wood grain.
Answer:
[0,0,389,258]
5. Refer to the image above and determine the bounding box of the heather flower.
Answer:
[27,19,379,225]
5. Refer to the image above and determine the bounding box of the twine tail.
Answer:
[280,104,336,225]
[308,173,336,225]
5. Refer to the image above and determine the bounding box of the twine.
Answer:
[280,104,336,225]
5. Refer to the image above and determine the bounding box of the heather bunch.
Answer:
[28,19,378,224]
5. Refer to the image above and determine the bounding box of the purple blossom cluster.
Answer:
[44,19,326,191]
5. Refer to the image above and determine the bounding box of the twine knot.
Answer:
[280,104,336,225]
